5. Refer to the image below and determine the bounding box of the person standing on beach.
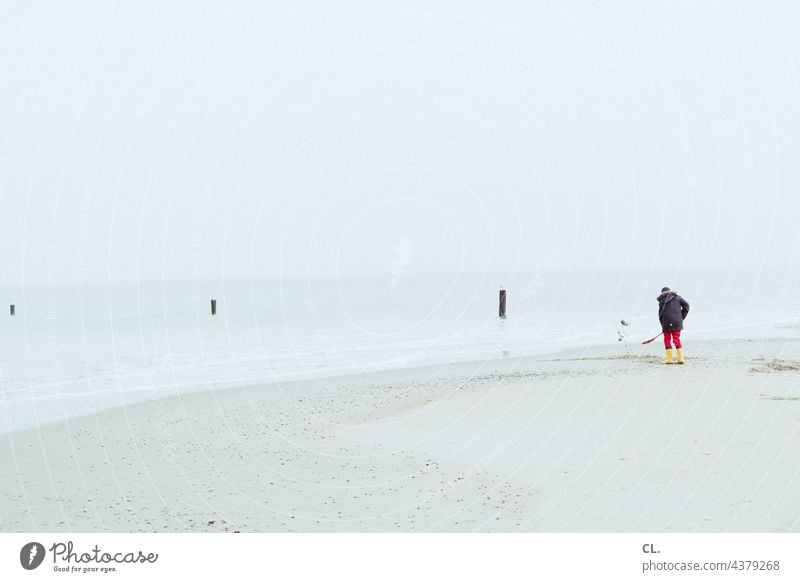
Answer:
[658,286,690,364]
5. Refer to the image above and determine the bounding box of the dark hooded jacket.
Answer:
[657,290,690,332]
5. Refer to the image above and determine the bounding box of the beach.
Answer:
[2,337,798,533]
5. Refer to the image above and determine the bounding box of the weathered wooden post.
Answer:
[210,299,217,316]
[9,304,15,316]
[499,288,506,318]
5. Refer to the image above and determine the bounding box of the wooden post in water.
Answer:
[9,304,15,316]
[499,289,506,318]
[210,299,217,316]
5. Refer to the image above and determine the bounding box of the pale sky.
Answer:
[1,0,798,283]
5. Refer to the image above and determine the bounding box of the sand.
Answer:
[1,338,799,532]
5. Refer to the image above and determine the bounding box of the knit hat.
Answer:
[660,287,671,293]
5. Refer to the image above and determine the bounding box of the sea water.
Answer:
[1,267,797,433]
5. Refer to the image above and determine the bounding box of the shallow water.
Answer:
[0,267,797,433]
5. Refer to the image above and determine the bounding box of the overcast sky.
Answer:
[1,0,798,283]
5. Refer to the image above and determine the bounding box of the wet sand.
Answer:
[2,338,799,532]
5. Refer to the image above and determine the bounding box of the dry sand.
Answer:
[2,338,799,532]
